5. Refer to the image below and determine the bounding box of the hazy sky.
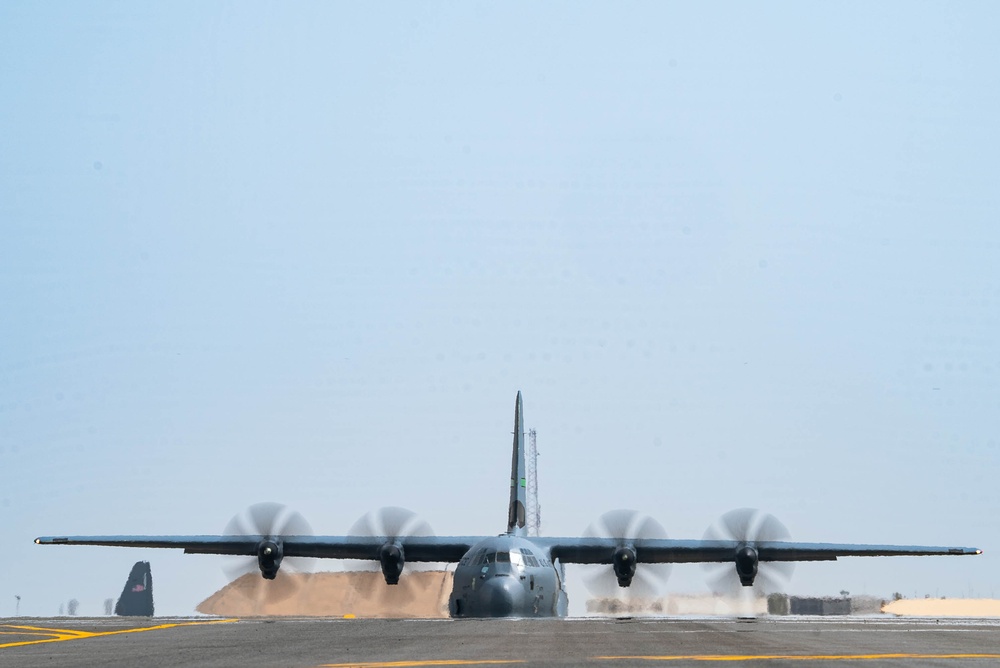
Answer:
[2,2,998,617]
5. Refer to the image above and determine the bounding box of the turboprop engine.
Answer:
[734,545,758,587]
[581,510,672,599]
[612,546,637,587]
[349,506,433,587]
[379,543,405,584]
[703,508,795,593]
[257,540,283,580]
[221,503,314,602]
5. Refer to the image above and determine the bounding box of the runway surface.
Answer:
[3,616,1000,668]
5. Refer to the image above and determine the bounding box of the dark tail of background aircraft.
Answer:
[115,561,154,616]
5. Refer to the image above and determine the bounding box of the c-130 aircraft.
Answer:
[37,392,980,617]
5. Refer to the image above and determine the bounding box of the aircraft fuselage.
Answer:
[449,535,567,617]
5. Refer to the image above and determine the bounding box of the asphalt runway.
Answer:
[3,616,1000,668]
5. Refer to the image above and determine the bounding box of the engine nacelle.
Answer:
[735,545,758,587]
[257,540,283,580]
[612,546,637,587]
[379,543,404,585]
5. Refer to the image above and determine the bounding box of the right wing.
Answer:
[35,535,481,563]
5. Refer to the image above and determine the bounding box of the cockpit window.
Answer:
[471,547,540,568]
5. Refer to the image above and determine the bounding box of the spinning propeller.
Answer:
[221,502,314,604]
[347,506,435,604]
[581,509,671,599]
[702,508,794,594]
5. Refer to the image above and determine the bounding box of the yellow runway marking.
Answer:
[322,662,525,667]
[0,619,237,649]
[598,654,1000,662]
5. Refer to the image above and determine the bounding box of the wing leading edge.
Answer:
[34,535,479,563]
[535,537,981,564]
[36,535,980,564]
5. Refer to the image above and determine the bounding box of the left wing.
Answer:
[534,537,979,588]
[534,538,982,564]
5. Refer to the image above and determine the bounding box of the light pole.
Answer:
[15,595,20,616]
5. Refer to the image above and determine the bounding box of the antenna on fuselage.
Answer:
[526,428,541,537]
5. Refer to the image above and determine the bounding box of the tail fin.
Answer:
[115,561,154,616]
[507,391,527,535]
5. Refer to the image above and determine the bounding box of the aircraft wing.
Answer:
[34,535,481,563]
[534,538,981,564]
[36,535,981,563]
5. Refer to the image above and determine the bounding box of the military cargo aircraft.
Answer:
[37,392,980,617]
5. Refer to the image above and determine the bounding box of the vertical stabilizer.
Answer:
[115,561,154,616]
[507,391,527,535]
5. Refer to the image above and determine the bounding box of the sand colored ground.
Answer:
[197,570,452,618]
[196,571,1000,618]
[198,571,768,618]
[882,598,1000,617]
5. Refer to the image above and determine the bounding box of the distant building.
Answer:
[768,594,885,616]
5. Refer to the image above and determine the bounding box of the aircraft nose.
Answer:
[478,575,524,617]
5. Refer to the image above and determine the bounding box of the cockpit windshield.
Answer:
[469,546,542,569]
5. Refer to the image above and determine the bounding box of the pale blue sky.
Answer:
[2,2,998,616]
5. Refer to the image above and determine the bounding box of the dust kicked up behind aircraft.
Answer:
[37,392,981,617]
